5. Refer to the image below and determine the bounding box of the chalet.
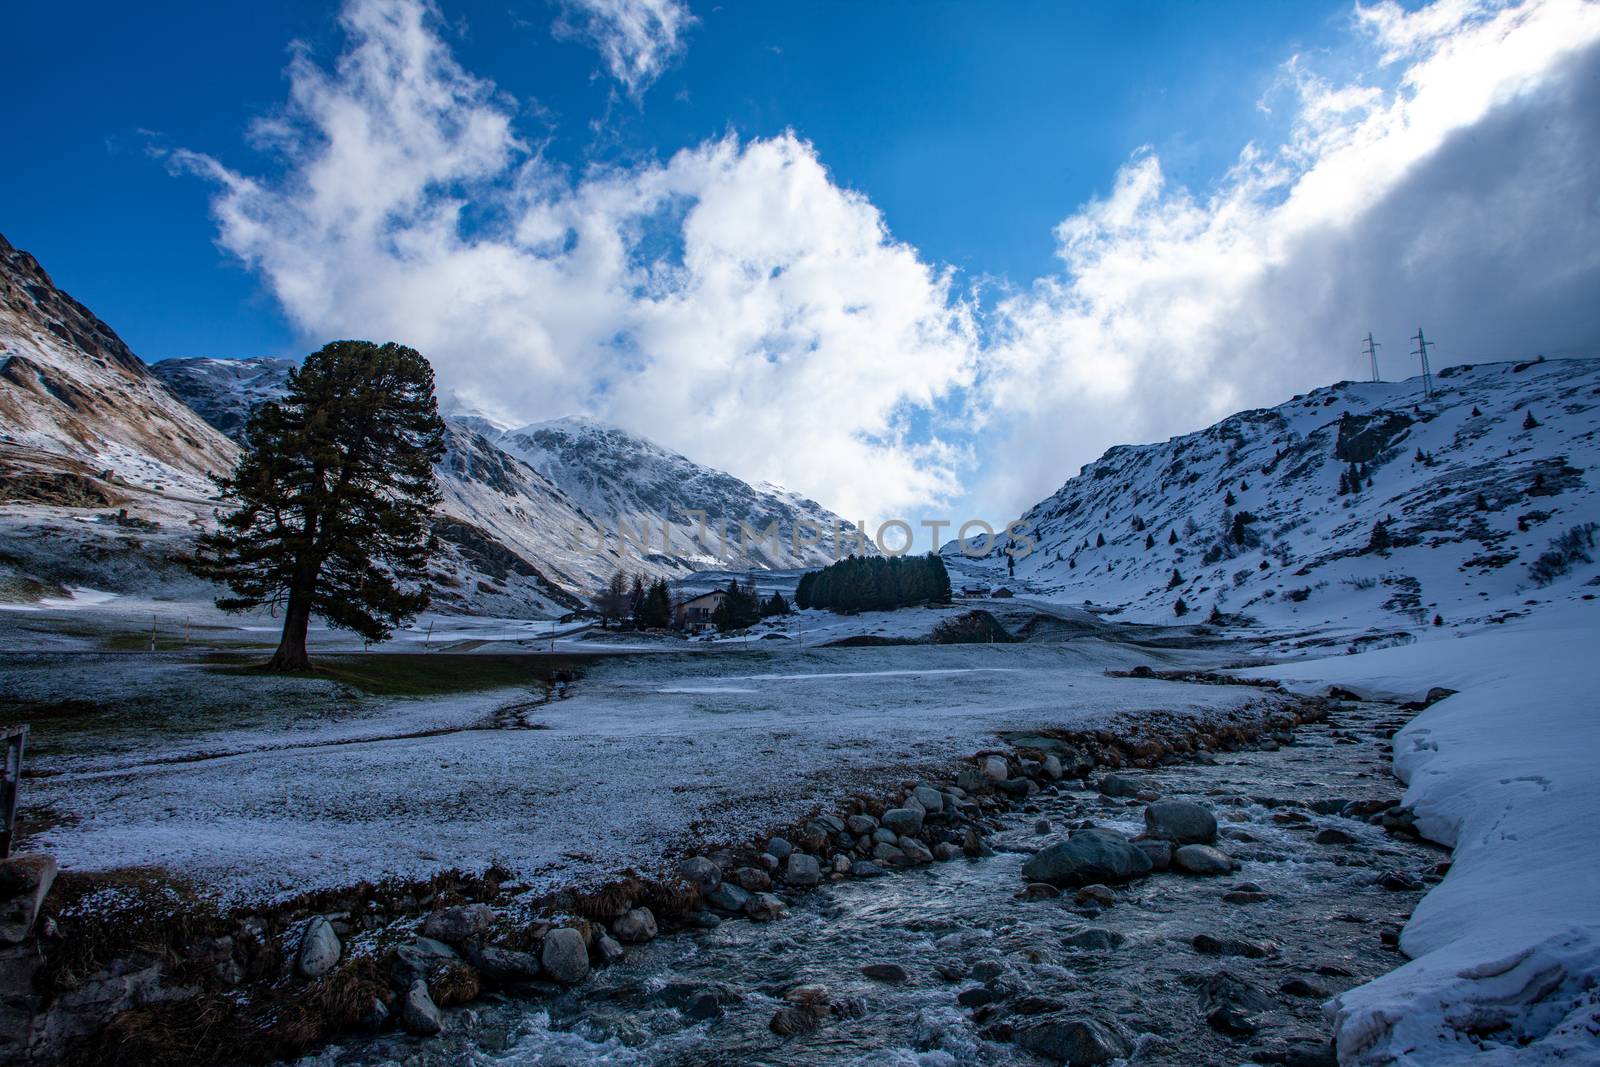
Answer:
[991,587,1014,599]
[960,585,990,597]
[673,590,726,631]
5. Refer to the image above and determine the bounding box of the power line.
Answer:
[1412,327,1435,400]
[1363,332,1381,382]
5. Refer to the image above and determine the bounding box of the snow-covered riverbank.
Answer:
[1245,601,1600,1063]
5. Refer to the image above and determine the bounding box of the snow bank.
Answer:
[1244,603,1600,1063]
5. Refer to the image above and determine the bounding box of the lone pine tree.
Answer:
[192,340,447,670]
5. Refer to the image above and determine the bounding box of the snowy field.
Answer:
[11,638,1281,904]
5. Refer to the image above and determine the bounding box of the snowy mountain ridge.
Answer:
[949,356,1600,646]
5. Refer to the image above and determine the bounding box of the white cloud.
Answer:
[976,0,1600,519]
[179,0,974,519]
[182,0,1600,527]
[552,0,695,97]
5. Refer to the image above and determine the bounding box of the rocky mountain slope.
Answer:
[0,233,236,498]
[949,357,1599,648]
[494,416,870,572]
[157,359,867,592]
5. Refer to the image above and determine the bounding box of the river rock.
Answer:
[295,916,341,979]
[862,963,907,983]
[400,979,443,1036]
[933,842,962,861]
[882,807,924,835]
[1192,933,1278,959]
[678,857,722,894]
[594,932,626,964]
[464,944,541,983]
[0,855,57,945]
[981,755,1010,782]
[613,907,657,943]
[1134,839,1173,870]
[913,785,945,812]
[1199,970,1273,1035]
[707,883,752,912]
[1042,754,1064,780]
[1018,882,1061,901]
[735,867,772,892]
[873,827,900,845]
[1061,928,1125,952]
[1143,801,1218,845]
[1173,844,1236,875]
[1075,884,1115,907]
[786,853,822,887]
[874,842,907,865]
[766,837,794,860]
[1280,977,1332,998]
[421,903,495,945]
[745,893,788,922]
[851,860,886,878]
[1097,774,1147,798]
[388,936,459,987]
[846,814,879,836]
[1314,827,1359,846]
[540,928,590,984]
[1017,1016,1131,1065]
[900,838,934,865]
[1020,829,1154,887]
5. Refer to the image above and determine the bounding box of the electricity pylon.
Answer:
[1412,327,1435,400]
[1363,333,1381,382]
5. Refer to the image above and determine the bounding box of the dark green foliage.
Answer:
[638,578,673,629]
[712,580,763,631]
[1207,603,1224,624]
[931,610,1017,644]
[1173,597,1189,617]
[1229,511,1257,546]
[628,575,646,623]
[1144,533,1154,550]
[796,553,952,613]
[1528,523,1597,586]
[1475,493,1489,511]
[1366,520,1392,554]
[762,591,791,617]
[1523,410,1540,430]
[1167,567,1184,590]
[1167,528,1178,545]
[1095,532,1106,548]
[191,340,446,669]
[1223,490,1236,506]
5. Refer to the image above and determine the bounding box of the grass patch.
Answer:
[211,651,583,697]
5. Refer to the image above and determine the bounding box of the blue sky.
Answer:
[6,0,1599,534]
[8,1,1345,361]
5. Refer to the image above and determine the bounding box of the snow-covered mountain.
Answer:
[152,364,868,598]
[949,357,1599,646]
[150,356,298,442]
[0,233,237,496]
[493,416,870,573]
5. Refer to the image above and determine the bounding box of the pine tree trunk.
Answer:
[268,595,314,671]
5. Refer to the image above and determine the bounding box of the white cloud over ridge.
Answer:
[552,0,694,97]
[182,0,1600,526]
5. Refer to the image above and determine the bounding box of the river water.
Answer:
[310,699,1437,1066]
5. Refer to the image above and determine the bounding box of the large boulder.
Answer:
[1017,1016,1132,1065]
[981,755,1010,782]
[400,979,443,1036]
[1143,801,1218,845]
[388,937,459,988]
[706,882,752,912]
[785,853,821,887]
[1020,829,1153,888]
[1173,844,1236,876]
[295,916,341,979]
[612,907,658,943]
[463,943,541,983]
[421,903,495,945]
[1097,774,1149,798]
[678,857,721,894]
[881,807,924,835]
[540,928,590,984]
[0,855,57,945]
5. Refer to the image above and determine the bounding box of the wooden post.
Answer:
[0,725,28,859]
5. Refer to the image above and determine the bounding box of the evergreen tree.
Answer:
[1144,532,1155,550]
[1173,597,1189,617]
[1168,567,1184,589]
[1095,532,1106,548]
[1475,492,1489,511]
[762,592,790,617]
[638,579,673,629]
[192,340,446,670]
[1167,528,1178,546]
[1367,520,1392,554]
[628,575,647,628]
[1523,410,1540,430]
[1223,490,1236,506]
